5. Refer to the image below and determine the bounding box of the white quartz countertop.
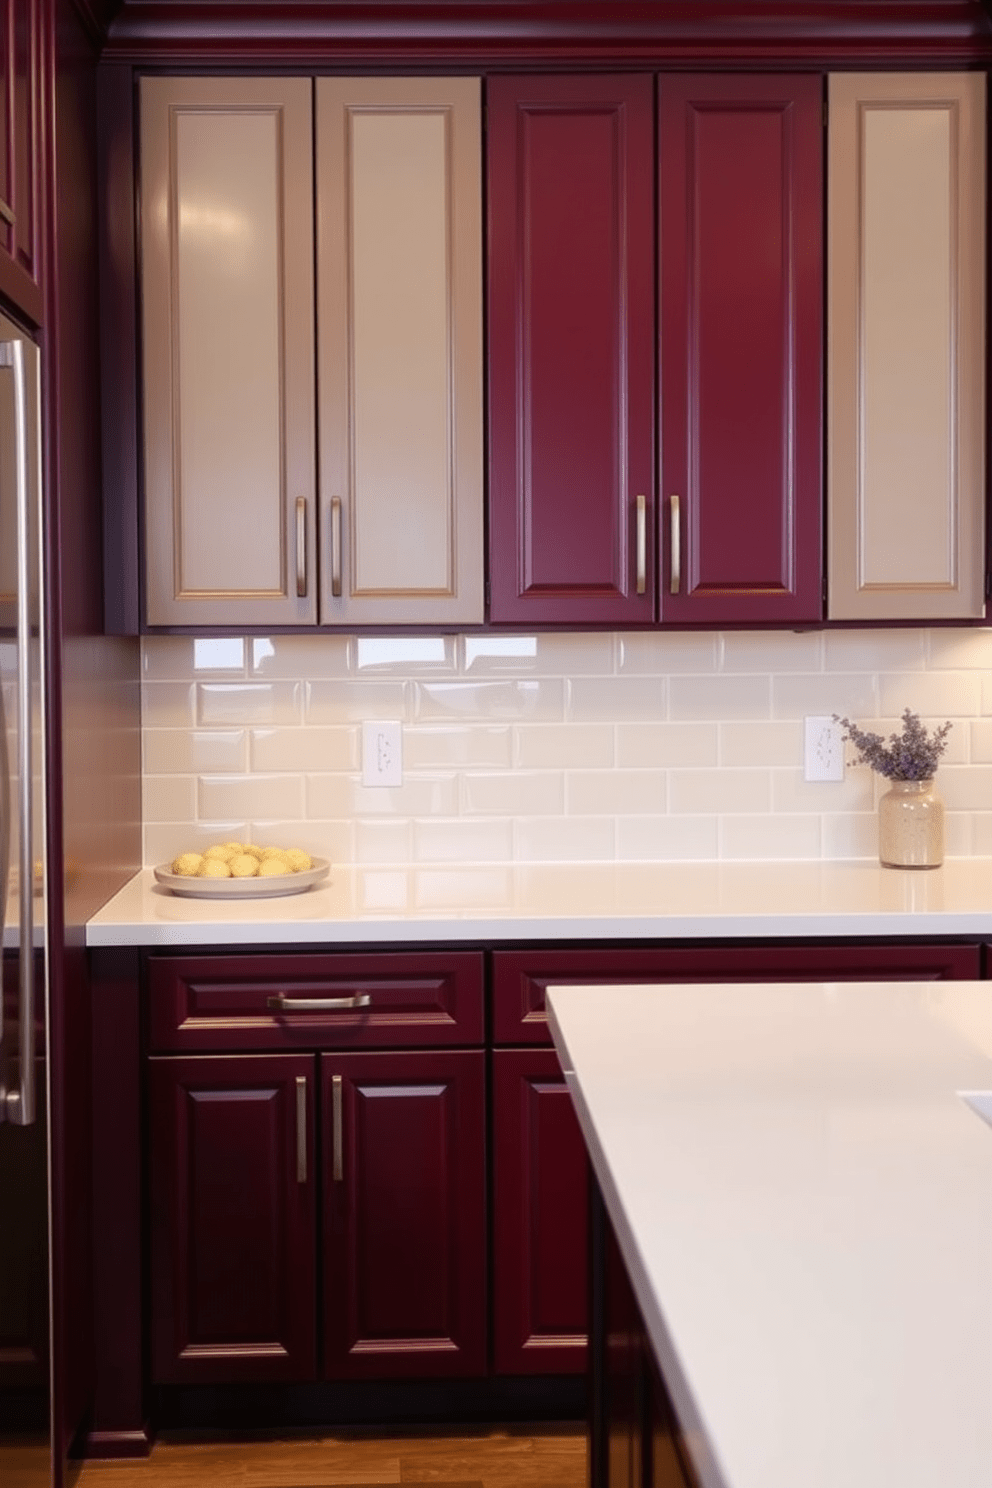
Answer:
[546,978,992,1488]
[85,858,992,946]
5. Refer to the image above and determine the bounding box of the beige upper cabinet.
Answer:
[316,77,484,625]
[141,77,317,627]
[828,73,986,621]
[140,75,483,629]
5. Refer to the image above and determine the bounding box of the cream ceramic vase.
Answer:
[878,778,944,869]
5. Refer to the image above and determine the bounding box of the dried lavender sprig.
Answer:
[833,708,952,782]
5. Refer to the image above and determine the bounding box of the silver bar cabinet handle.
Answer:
[267,992,371,1013]
[295,1075,307,1183]
[635,493,647,596]
[330,496,342,598]
[1,338,34,1126]
[0,199,15,228]
[295,497,307,598]
[670,494,681,597]
[332,1074,344,1181]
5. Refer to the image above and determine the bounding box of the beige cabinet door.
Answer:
[828,73,986,620]
[141,77,317,627]
[316,77,484,625]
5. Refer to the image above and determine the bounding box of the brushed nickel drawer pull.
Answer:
[332,1074,343,1182]
[0,199,15,227]
[330,495,342,598]
[295,496,307,598]
[635,493,647,595]
[295,1075,307,1183]
[267,992,371,1012]
[670,494,681,596]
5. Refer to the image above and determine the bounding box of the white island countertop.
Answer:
[86,858,992,946]
[546,978,992,1488]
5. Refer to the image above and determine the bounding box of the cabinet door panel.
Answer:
[317,77,483,625]
[322,1050,486,1377]
[149,1053,316,1383]
[660,75,823,624]
[0,0,43,322]
[493,1049,587,1374]
[488,75,655,624]
[140,77,316,626]
[828,73,985,620]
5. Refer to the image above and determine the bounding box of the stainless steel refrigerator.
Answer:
[0,310,53,1487]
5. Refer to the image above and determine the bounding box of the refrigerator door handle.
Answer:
[0,338,35,1127]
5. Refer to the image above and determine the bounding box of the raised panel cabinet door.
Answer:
[492,1049,588,1375]
[148,1053,317,1383]
[488,74,655,625]
[140,77,317,626]
[316,77,484,625]
[659,75,823,625]
[828,73,986,620]
[321,1050,486,1378]
[0,0,43,324]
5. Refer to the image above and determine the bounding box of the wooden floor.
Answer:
[67,1424,587,1488]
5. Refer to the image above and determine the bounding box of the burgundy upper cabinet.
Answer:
[659,75,823,625]
[488,72,823,627]
[487,75,656,626]
[0,0,44,325]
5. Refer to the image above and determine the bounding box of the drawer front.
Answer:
[492,942,982,1045]
[148,952,485,1052]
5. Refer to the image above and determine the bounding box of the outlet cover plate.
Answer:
[804,716,845,782]
[362,720,402,787]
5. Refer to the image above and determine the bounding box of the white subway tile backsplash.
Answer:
[617,631,719,674]
[404,725,513,769]
[517,723,614,770]
[250,726,356,773]
[143,728,246,775]
[617,722,717,769]
[719,721,797,768]
[307,679,412,723]
[413,817,514,862]
[670,768,770,815]
[669,674,770,721]
[198,682,304,727]
[568,676,666,721]
[198,773,305,821]
[721,814,821,860]
[353,636,456,673]
[250,635,350,679]
[567,769,668,815]
[462,770,564,816]
[140,629,992,868]
[823,629,927,673]
[617,814,719,861]
[514,816,616,862]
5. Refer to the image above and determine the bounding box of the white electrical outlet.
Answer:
[362,720,403,787]
[804,716,845,782]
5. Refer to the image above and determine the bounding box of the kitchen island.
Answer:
[546,978,992,1488]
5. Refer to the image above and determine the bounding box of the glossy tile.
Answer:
[514,816,617,862]
[250,635,351,678]
[670,769,770,815]
[617,631,719,674]
[567,770,668,815]
[617,814,719,861]
[516,723,614,769]
[720,813,821,859]
[568,675,666,721]
[353,635,456,673]
[719,720,798,768]
[416,678,564,721]
[250,726,356,773]
[198,773,306,821]
[669,674,769,721]
[403,725,513,769]
[197,682,304,727]
[307,679,412,722]
[413,817,514,862]
[461,771,564,816]
[616,722,717,769]
[144,728,246,775]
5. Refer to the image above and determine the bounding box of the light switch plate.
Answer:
[362,721,403,787]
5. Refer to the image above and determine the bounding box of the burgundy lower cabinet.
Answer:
[146,950,487,1388]
[492,1049,588,1375]
[321,1050,486,1379]
[147,1053,317,1384]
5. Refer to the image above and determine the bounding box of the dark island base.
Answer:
[589,1178,702,1488]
